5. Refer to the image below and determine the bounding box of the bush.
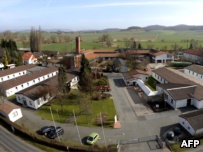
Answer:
[170,62,192,67]
[101,93,111,100]
[91,92,101,100]
[96,77,108,86]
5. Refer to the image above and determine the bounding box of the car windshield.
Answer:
[88,136,94,141]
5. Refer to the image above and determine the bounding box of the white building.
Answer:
[150,52,174,63]
[183,49,203,64]
[179,110,203,136]
[184,64,203,81]
[123,69,149,86]
[22,52,38,64]
[16,77,57,109]
[1,67,58,97]
[0,63,4,69]
[0,101,23,122]
[0,64,36,83]
[152,67,203,109]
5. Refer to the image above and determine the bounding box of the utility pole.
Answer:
[100,112,107,148]
[50,106,60,142]
[73,109,82,145]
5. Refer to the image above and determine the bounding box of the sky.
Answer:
[1,0,203,31]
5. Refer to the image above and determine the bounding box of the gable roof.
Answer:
[179,110,203,131]
[129,69,148,76]
[153,67,203,100]
[152,67,195,85]
[0,102,20,115]
[22,52,34,60]
[185,64,203,75]
[16,76,58,101]
[167,86,196,100]
[0,66,58,90]
[184,49,203,57]
[0,64,36,78]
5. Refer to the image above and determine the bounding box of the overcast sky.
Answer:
[1,0,203,31]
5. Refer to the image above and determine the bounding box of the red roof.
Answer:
[129,69,148,76]
[22,52,35,60]
[184,49,203,57]
[0,102,20,115]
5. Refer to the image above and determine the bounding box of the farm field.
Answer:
[16,30,203,52]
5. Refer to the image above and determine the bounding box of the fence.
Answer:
[118,135,163,150]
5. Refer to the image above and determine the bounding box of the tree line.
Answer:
[0,39,23,67]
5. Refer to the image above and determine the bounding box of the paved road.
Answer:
[12,72,183,151]
[0,125,44,152]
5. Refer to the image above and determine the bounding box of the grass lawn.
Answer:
[37,90,116,128]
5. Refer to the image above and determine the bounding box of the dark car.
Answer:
[166,131,175,140]
[174,127,181,135]
[47,126,64,139]
[39,126,55,135]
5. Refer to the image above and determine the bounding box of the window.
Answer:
[37,100,40,105]
[13,111,18,117]
[52,73,54,76]
[48,75,49,78]
[1,78,3,81]
[27,82,29,86]
[171,99,173,104]
[164,94,168,99]
[23,72,25,74]
[38,78,40,81]
[16,87,18,90]
[19,73,21,75]
[196,73,198,76]
[188,127,190,130]
[146,77,148,80]
[189,71,190,73]
[7,76,9,78]
[33,80,35,83]
[13,74,15,77]
[21,84,23,87]
[43,76,45,80]
[182,122,184,125]
[18,97,20,101]
[29,101,32,105]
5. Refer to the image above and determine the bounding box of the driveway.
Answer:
[12,72,181,151]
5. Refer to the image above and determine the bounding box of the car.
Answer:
[174,127,181,135]
[86,132,100,145]
[47,126,64,139]
[166,131,175,140]
[39,126,55,135]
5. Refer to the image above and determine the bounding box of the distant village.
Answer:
[1,35,203,151]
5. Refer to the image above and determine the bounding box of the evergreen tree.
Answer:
[138,43,142,49]
[80,54,91,75]
[16,52,23,66]
[189,43,193,49]
[58,66,68,94]
[3,51,8,66]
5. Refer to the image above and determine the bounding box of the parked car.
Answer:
[174,127,181,135]
[86,132,100,145]
[166,131,175,140]
[39,126,55,135]
[47,126,64,139]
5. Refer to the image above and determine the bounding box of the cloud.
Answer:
[79,1,203,8]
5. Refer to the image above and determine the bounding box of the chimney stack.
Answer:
[76,37,81,54]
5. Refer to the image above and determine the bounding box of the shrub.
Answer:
[91,92,101,100]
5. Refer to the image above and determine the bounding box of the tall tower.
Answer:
[76,37,81,54]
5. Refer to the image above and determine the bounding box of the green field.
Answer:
[16,30,203,52]
[37,90,116,127]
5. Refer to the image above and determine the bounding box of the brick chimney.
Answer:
[76,37,81,54]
